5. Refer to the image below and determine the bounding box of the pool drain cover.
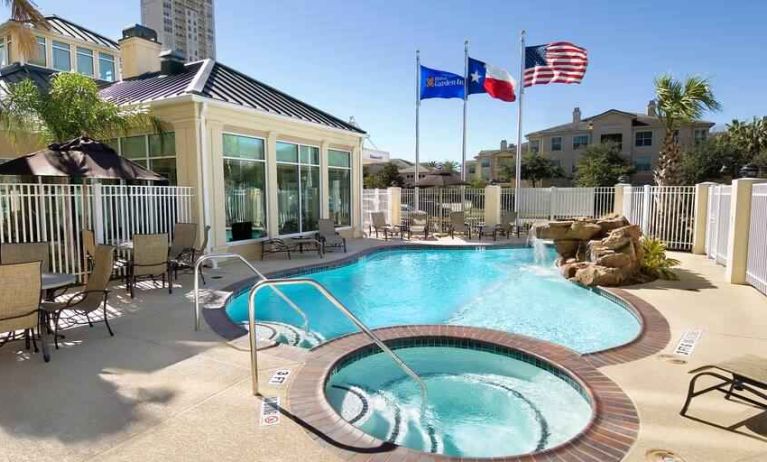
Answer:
[646,449,687,462]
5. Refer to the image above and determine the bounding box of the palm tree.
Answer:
[726,117,767,158]
[441,160,459,173]
[653,74,721,186]
[4,1,49,61]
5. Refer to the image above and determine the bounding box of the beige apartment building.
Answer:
[526,103,715,184]
[469,139,517,183]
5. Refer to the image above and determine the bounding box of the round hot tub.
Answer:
[324,337,593,459]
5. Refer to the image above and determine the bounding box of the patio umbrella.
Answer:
[415,171,468,187]
[0,136,168,182]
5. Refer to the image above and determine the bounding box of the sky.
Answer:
[26,0,767,164]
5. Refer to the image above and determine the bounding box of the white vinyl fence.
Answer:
[500,187,615,222]
[0,183,195,280]
[705,184,732,265]
[746,183,767,295]
[400,188,485,232]
[623,185,696,251]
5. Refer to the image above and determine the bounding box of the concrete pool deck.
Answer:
[0,237,765,461]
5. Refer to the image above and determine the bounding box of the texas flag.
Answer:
[467,57,516,102]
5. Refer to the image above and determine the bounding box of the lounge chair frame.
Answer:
[680,363,767,416]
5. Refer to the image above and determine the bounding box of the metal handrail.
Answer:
[193,253,309,336]
[247,278,428,409]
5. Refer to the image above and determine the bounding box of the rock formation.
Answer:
[531,215,645,287]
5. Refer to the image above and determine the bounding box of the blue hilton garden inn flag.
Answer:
[419,65,465,99]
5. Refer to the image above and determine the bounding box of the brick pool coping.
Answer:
[286,325,640,461]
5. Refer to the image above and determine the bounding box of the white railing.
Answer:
[0,183,195,280]
[705,184,732,265]
[746,183,767,295]
[624,185,696,251]
[362,189,391,233]
[398,187,485,230]
[501,186,614,222]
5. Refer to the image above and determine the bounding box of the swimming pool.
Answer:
[325,341,593,458]
[225,246,641,353]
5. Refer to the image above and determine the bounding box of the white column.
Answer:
[484,185,502,227]
[692,182,716,255]
[388,186,402,227]
[640,184,652,234]
[352,143,363,237]
[725,178,764,284]
[265,132,279,237]
[549,186,557,220]
[320,141,330,219]
[613,183,629,215]
[93,183,104,244]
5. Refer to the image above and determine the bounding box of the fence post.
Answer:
[93,182,105,244]
[613,183,629,215]
[640,184,651,234]
[484,185,502,227]
[692,182,715,255]
[388,187,401,227]
[549,186,556,220]
[725,178,764,284]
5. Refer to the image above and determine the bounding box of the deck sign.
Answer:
[260,396,281,426]
[674,329,703,357]
[268,369,291,386]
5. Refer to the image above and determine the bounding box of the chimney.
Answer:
[647,100,657,117]
[573,107,581,124]
[500,139,508,151]
[159,50,187,76]
[118,24,162,80]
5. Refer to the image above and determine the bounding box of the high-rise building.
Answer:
[141,0,216,62]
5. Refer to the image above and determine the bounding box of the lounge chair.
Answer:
[316,219,347,253]
[369,211,399,240]
[127,233,171,298]
[448,211,471,240]
[495,211,521,239]
[42,245,115,349]
[1,242,50,271]
[0,261,47,361]
[169,223,198,281]
[406,211,429,240]
[680,355,767,416]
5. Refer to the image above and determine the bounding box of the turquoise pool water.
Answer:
[325,345,592,458]
[226,247,641,353]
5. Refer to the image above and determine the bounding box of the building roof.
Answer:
[44,15,119,50]
[526,108,715,137]
[99,60,365,134]
[0,63,56,92]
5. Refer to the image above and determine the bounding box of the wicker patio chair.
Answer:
[1,242,50,272]
[369,211,399,240]
[42,245,115,349]
[406,211,429,240]
[0,261,47,361]
[317,219,347,253]
[448,211,471,240]
[127,233,171,298]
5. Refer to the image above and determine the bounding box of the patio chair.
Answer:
[183,224,211,285]
[83,229,129,282]
[1,242,50,272]
[316,219,347,253]
[448,211,471,240]
[0,261,47,361]
[369,211,399,240]
[42,245,115,349]
[127,233,171,298]
[405,211,429,240]
[680,355,767,417]
[494,211,521,239]
[169,223,198,281]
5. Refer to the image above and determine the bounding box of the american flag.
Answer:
[524,42,588,87]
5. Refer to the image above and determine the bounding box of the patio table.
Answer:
[288,237,323,258]
[42,272,77,294]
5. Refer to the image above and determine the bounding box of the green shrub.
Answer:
[640,237,680,280]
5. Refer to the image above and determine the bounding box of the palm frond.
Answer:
[4,1,49,63]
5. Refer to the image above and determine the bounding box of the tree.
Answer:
[497,155,563,186]
[440,160,459,173]
[423,161,439,168]
[4,1,48,63]
[653,74,721,186]
[723,117,767,159]
[0,72,162,144]
[364,162,404,188]
[574,142,634,187]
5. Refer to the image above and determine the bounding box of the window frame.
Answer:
[52,40,72,71]
[76,46,94,76]
[634,155,652,172]
[694,128,708,144]
[98,52,116,82]
[327,148,352,228]
[635,131,653,147]
[550,136,562,152]
[276,140,321,237]
[0,37,7,67]
[29,36,46,66]
[115,133,178,184]
[529,139,540,154]
[222,132,269,244]
[573,134,590,149]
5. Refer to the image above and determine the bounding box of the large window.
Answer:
[635,131,653,147]
[76,47,94,76]
[29,36,46,66]
[118,132,177,183]
[551,136,562,151]
[529,140,540,154]
[634,155,652,172]
[98,52,116,81]
[694,128,708,144]
[328,149,352,227]
[223,134,267,242]
[573,134,589,149]
[601,133,623,150]
[276,141,320,235]
[0,38,8,66]
[52,40,71,71]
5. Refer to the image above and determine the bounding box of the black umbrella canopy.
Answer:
[0,136,168,182]
[416,170,468,187]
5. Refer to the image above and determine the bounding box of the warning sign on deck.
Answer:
[674,329,703,357]
[268,369,291,386]
[260,396,281,426]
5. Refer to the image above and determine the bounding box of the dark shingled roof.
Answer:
[99,60,365,134]
[44,15,119,50]
[0,63,56,92]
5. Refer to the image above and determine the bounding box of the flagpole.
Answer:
[415,49,421,208]
[514,30,526,230]
[461,40,468,182]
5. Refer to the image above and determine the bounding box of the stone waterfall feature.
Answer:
[530,216,645,287]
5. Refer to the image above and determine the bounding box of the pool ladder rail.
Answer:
[193,253,429,407]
